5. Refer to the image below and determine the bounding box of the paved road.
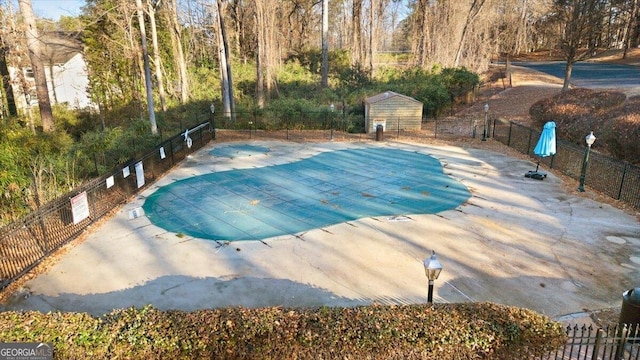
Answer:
[514,61,640,89]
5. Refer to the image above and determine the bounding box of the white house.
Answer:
[11,32,96,112]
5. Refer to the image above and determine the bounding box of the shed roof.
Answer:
[364,91,422,105]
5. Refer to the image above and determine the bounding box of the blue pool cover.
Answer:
[142,147,471,241]
[209,144,270,158]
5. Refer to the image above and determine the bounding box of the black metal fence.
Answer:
[0,121,214,290]
[540,324,640,359]
[493,118,640,210]
[211,112,486,141]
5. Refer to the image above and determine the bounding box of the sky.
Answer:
[29,0,84,20]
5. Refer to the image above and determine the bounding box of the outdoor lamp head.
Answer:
[423,251,443,281]
[210,103,215,114]
[585,131,596,147]
[484,103,489,113]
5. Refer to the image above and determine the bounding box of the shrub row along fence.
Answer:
[0,122,214,290]
[540,324,640,360]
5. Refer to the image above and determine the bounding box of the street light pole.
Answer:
[423,251,443,303]
[578,131,596,192]
[482,103,489,141]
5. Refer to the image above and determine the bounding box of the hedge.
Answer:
[0,302,566,359]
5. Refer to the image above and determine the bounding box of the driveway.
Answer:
[3,140,640,320]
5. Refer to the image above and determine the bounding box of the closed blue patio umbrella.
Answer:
[526,121,556,180]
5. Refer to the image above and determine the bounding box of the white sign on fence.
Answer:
[70,191,90,225]
[135,161,145,188]
[106,175,114,189]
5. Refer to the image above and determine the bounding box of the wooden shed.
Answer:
[364,91,423,133]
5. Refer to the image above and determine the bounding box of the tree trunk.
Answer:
[454,0,487,68]
[624,0,639,59]
[264,2,279,100]
[216,0,235,120]
[148,0,166,112]
[166,0,189,103]
[563,57,574,92]
[321,0,329,88]
[0,47,17,117]
[18,0,54,132]
[351,0,363,67]
[135,0,158,134]
[255,0,265,108]
[414,0,429,68]
[368,0,375,77]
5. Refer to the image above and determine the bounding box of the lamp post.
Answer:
[209,103,216,139]
[482,103,489,141]
[329,103,335,141]
[578,131,596,192]
[423,251,443,303]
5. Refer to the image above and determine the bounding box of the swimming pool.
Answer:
[142,146,471,241]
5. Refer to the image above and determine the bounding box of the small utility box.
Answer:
[364,91,423,133]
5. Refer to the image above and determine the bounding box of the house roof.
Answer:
[364,91,422,105]
[39,32,83,65]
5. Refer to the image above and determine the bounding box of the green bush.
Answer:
[0,303,566,359]
[71,119,161,177]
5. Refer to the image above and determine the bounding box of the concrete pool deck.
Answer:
[3,140,640,322]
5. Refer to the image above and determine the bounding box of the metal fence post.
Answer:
[435,118,438,139]
[616,323,629,360]
[507,122,513,147]
[330,117,334,141]
[591,327,603,359]
[618,163,628,200]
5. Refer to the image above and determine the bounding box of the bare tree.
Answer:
[18,0,54,132]
[412,0,429,68]
[0,1,19,117]
[255,0,265,108]
[624,0,639,59]
[165,0,189,103]
[215,0,235,120]
[453,0,488,67]
[552,0,604,91]
[148,0,166,112]
[321,0,329,87]
[351,0,363,67]
[135,0,158,134]
[367,0,375,77]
